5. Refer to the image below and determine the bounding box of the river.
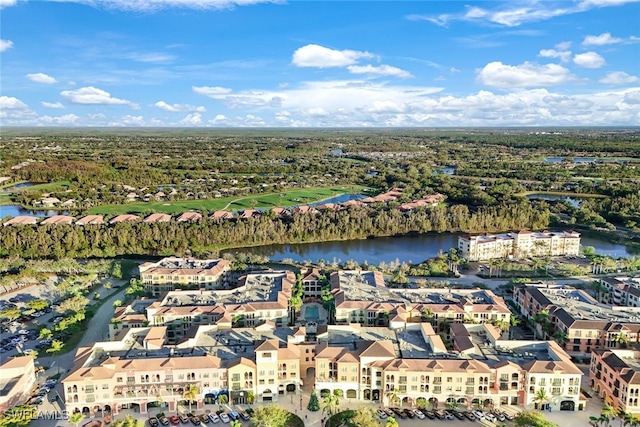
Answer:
[223,233,636,265]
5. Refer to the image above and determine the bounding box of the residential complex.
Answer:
[458,230,581,261]
[590,349,640,415]
[514,283,640,354]
[599,277,640,307]
[0,356,36,413]
[138,257,232,296]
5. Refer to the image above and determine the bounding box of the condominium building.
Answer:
[139,257,231,296]
[599,277,640,307]
[0,356,36,413]
[514,283,640,354]
[458,230,581,261]
[330,270,511,333]
[590,349,640,415]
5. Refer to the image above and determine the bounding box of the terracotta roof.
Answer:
[144,213,172,223]
[76,215,104,225]
[177,212,202,222]
[210,211,233,219]
[3,215,39,226]
[109,214,141,224]
[40,215,75,225]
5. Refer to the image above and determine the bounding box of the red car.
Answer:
[168,415,180,426]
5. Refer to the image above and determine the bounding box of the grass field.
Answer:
[0,180,71,206]
[87,185,368,215]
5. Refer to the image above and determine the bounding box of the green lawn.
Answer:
[87,185,368,215]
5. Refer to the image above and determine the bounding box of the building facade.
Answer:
[139,257,231,296]
[590,349,640,415]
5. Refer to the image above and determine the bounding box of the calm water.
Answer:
[1,182,34,193]
[545,157,631,163]
[525,193,583,208]
[226,233,635,265]
[0,204,67,218]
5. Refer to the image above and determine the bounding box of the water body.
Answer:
[226,233,635,265]
[308,194,366,207]
[1,182,34,193]
[525,193,584,208]
[0,204,68,218]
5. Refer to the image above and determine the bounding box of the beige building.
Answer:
[0,356,36,413]
[590,349,640,415]
[458,230,581,261]
[139,257,231,296]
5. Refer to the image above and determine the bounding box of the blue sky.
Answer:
[1,0,639,127]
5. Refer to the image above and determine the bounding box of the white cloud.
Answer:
[573,51,606,68]
[41,101,65,109]
[407,0,640,27]
[0,96,36,122]
[115,115,146,126]
[0,0,17,9]
[26,73,58,84]
[346,64,412,78]
[292,44,376,68]
[123,52,176,63]
[154,101,206,112]
[0,39,13,52]
[555,41,573,50]
[477,62,574,89]
[51,0,279,12]
[179,113,203,125]
[192,86,233,97]
[60,86,138,107]
[599,71,640,85]
[539,49,572,62]
[40,114,80,125]
[582,32,625,46]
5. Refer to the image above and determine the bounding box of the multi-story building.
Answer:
[514,283,640,354]
[139,257,231,296]
[331,271,511,332]
[458,230,581,261]
[0,356,36,413]
[301,268,324,299]
[590,349,640,415]
[141,270,294,342]
[599,277,640,307]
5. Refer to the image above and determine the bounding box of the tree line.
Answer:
[0,202,550,259]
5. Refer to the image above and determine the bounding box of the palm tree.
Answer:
[70,412,85,427]
[218,393,229,409]
[385,390,399,408]
[182,385,198,413]
[532,388,551,410]
[421,307,434,324]
[554,331,569,348]
[602,403,617,425]
[46,339,64,374]
[321,394,339,416]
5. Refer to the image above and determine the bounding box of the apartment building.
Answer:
[599,277,640,307]
[139,257,231,296]
[514,284,640,354]
[458,230,581,261]
[330,271,511,333]
[590,349,640,415]
[141,270,293,342]
[0,356,36,413]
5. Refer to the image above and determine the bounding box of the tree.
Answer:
[514,410,557,427]
[111,415,144,427]
[230,421,242,427]
[218,393,229,409]
[321,394,340,416]
[385,390,399,407]
[385,416,399,427]
[26,299,49,311]
[38,328,52,340]
[250,404,291,427]
[113,300,123,308]
[0,405,36,427]
[349,407,382,427]
[70,412,85,427]
[308,391,320,411]
[602,403,617,424]
[182,384,198,413]
[246,390,255,405]
[532,388,551,411]
[47,340,64,374]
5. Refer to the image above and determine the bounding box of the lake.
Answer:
[224,232,636,265]
[525,193,584,208]
[0,204,68,218]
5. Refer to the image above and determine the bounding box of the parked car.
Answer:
[452,411,466,420]
[200,414,211,424]
[177,414,189,424]
[464,411,476,421]
[383,409,394,417]
[228,411,239,421]
[148,418,159,427]
[485,412,497,422]
[168,415,180,426]
[403,409,415,419]
[391,408,406,419]
[188,417,200,426]
[239,411,250,421]
[424,410,436,420]
[158,416,170,426]
[208,413,220,423]
[472,410,484,420]
[219,413,230,423]
[376,409,387,419]
[413,409,425,419]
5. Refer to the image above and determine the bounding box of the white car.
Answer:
[472,410,484,420]
[485,412,497,422]
[208,413,220,423]
[219,413,230,423]
[376,409,387,419]
[413,409,425,419]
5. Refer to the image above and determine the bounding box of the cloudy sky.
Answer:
[1,0,639,127]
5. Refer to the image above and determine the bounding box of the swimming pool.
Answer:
[305,305,319,320]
